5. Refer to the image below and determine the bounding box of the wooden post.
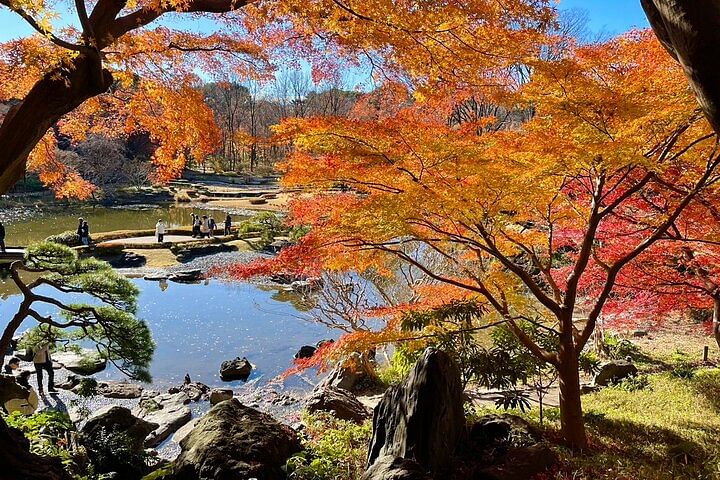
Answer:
[703,346,709,362]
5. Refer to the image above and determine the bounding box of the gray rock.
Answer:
[632,329,648,337]
[169,381,209,402]
[133,392,192,447]
[53,349,107,375]
[306,386,371,423]
[97,381,143,399]
[81,405,158,452]
[209,388,233,405]
[593,360,638,386]
[55,374,81,390]
[172,398,301,480]
[366,348,464,474]
[361,456,430,480]
[322,352,376,392]
[219,356,252,381]
[172,418,200,444]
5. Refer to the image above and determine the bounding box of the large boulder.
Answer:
[169,379,210,402]
[133,391,192,447]
[361,456,431,480]
[321,352,376,392]
[172,398,301,480]
[97,381,144,399]
[219,356,252,381]
[593,360,638,386]
[53,349,107,375]
[306,386,372,423]
[0,374,29,405]
[366,348,464,475]
[81,405,158,452]
[295,345,317,359]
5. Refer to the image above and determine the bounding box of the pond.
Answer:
[0,277,334,390]
[0,203,240,246]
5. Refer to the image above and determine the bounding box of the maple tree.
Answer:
[222,31,719,448]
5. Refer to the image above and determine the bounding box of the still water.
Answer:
[0,203,235,246]
[0,277,333,389]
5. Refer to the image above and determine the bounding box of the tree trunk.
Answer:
[557,342,587,449]
[0,52,113,194]
[642,0,720,134]
[713,296,720,351]
[0,300,31,367]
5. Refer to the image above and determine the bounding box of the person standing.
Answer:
[193,214,202,238]
[208,217,216,238]
[155,219,166,243]
[3,356,20,374]
[224,214,232,235]
[0,220,5,253]
[81,220,90,245]
[33,342,56,393]
[200,215,209,238]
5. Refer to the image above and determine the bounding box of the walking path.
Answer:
[101,235,197,245]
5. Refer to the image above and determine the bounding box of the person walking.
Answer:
[80,220,90,245]
[224,214,232,235]
[190,213,197,238]
[155,219,166,243]
[76,217,84,241]
[0,220,5,253]
[208,217,216,238]
[193,214,202,238]
[33,342,56,393]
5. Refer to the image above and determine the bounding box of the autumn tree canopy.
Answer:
[221,31,719,448]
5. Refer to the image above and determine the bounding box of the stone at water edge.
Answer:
[133,391,192,447]
[53,349,107,375]
[209,388,233,405]
[219,356,252,381]
[172,398,301,480]
[366,348,464,475]
[55,374,81,390]
[168,381,210,402]
[0,375,30,405]
[97,381,143,399]
[306,385,372,423]
[295,345,317,359]
[321,351,377,392]
[593,359,638,386]
[81,405,158,452]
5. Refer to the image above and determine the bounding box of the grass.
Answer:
[494,368,720,480]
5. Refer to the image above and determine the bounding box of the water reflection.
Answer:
[0,278,333,389]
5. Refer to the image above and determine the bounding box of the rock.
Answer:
[169,381,210,402]
[219,356,252,381]
[593,360,638,386]
[306,386,372,423]
[53,349,107,375]
[144,273,169,281]
[55,374,81,390]
[632,329,648,337]
[361,456,431,480]
[81,406,158,452]
[209,388,233,405]
[0,375,30,405]
[366,348,464,474]
[316,339,335,349]
[172,398,301,480]
[173,244,236,262]
[169,269,203,283]
[468,414,540,450]
[97,381,143,399]
[476,443,558,480]
[172,418,200,444]
[580,384,600,395]
[295,345,317,359]
[133,392,192,447]
[322,352,377,392]
[109,252,146,268]
[0,416,71,480]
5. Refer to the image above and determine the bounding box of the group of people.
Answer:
[76,217,90,245]
[191,213,232,238]
[2,342,56,415]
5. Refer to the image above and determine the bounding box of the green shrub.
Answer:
[671,350,696,379]
[376,347,419,386]
[614,374,651,392]
[45,230,82,247]
[285,412,371,480]
[602,332,641,360]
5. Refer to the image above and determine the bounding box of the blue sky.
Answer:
[0,1,650,43]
